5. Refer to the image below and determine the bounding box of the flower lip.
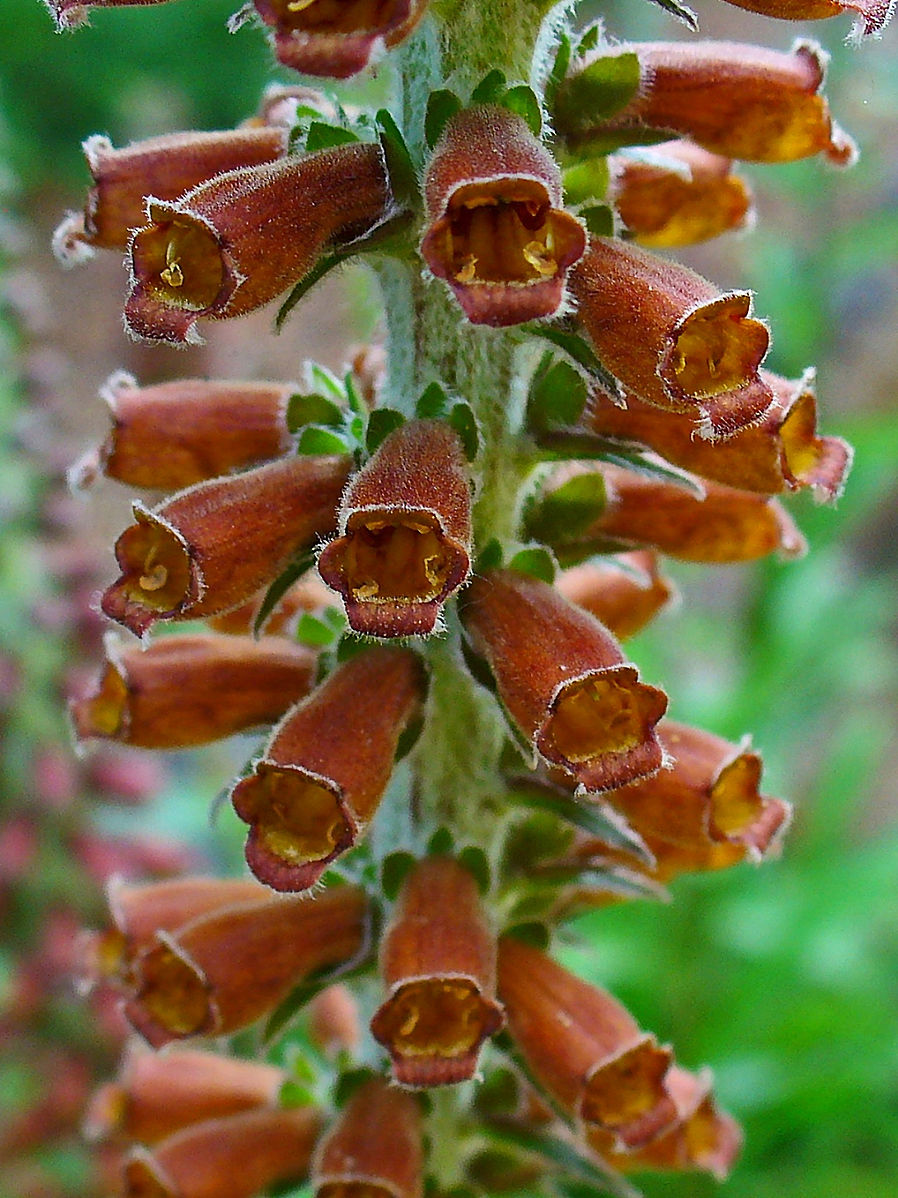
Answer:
[126,933,215,1047]
[101,504,197,636]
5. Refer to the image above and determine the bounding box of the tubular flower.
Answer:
[250,0,430,79]
[100,453,352,638]
[556,41,856,166]
[84,1050,285,1145]
[124,884,368,1046]
[420,105,586,327]
[570,236,774,440]
[307,984,362,1057]
[69,373,295,491]
[311,1077,423,1198]
[318,420,473,637]
[69,633,317,750]
[539,464,807,565]
[370,857,505,1086]
[82,877,271,992]
[43,0,177,31]
[206,575,335,637]
[609,141,753,249]
[497,936,677,1150]
[716,0,895,41]
[122,1106,323,1198]
[52,127,290,266]
[586,369,853,500]
[555,552,676,641]
[124,142,391,345]
[596,721,791,862]
[587,1067,742,1180]
[231,648,425,892]
[461,569,667,794]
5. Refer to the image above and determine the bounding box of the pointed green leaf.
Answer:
[253,550,316,638]
[286,393,345,433]
[646,0,699,30]
[426,89,463,148]
[526,358,588,434]
[365,407,405,454]
[544,32,571,112]
[562,156,611,206]
[305,122,360,152]
[506,778,652,862]
[501,85,542,137]
[507,546,556,584]
[554,52,641,131]
[297,425,350,456]
[522,323,624,403]
[471,69,507,105]
[415,381,451,420]
[526,472,607,545]
[376,108,420,205]
[276,251,350,331]
[449,402,479,460]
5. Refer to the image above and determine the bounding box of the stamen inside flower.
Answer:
[271,0,404,34]
[580,1040,673,1139]
[377,979,489,1058]
[343,517,452,603]
[116,519,192,614]
[544,677,644,763]
[710,754,762,838]
[779,393,822,483]
[671,306,768,399]
[137,944,211,1037]
[244,769,351,866]
[131,216,225,310]
[78,664,128,737]
[443,190,565,286]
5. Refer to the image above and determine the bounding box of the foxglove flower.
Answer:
[716,0,894,40]
[555,552,675,641]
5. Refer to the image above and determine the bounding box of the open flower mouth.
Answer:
[670,307,769,399]
[237,767,352,869]
[580,1039,675,1146]
[131,216,225,310]
[709,753,764,839]
[542,675,646,764]
[72,664,128,738]
[341,515,453,604]
[373,978,496,1059]
[134,944,211,1039]
[270,0,406,35]
[112,517,193,616]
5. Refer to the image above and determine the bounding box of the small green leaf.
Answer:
[522,323,623,404]
[297,425,350,456]
[395,715,424,762]
[279,1081,316,1109]
[305,121,360,152]
[286,392,344,433]
[507,546,556,584]
[526,358,588,434]
[576,23,602,56]
[308,364,345,399]
[415,381,450,420]
[276,251,349,331]
[562,156,611,206]
[554,52,641,131]
[471,69,507,105]
[253,550,316,637]
[381,851,417,901]
[502,921,549,949]
[525,472,607,545]
[296,613,338,648]
[646,0,699,30]
[323,605,347,631]
[333,1068,378,1108]
[376,109,420,205]
[458,845,491,894]
[448,402,479,460]
[544,32,571,112]
[500,85,542,137]
[365,407,405,454]
[426,89,463,148]
[475,538,503,572]
[581,204,615,237]
[427,826,455,856]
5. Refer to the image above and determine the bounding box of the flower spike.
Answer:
[318,420,473,637]
[124,143,391,345]
[231,648,425,892]
[100,454,351,638]
[421,105,586,327]
[370,857,505,1086]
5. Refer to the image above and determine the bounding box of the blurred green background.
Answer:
[1,1,897,1197]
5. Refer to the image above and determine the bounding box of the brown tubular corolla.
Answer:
[252,0,429,79]
[587,1067,742,1180]
[124,142,391,345]
[715,0,894,41]
[122,1106,323,1198]
[100,453,352,638]
[52,127,289,266]
[231,648,425,892]
[317,421,472,637]
[370,857,505,1086]
[69,373,295,491]
[556,41,856,166]
[570,236,774,440]
[586,370,852,500]
[461,569,667,794]
[84,1050,285,1145]
[69,634,317,750]
[555,552,676,641]
[312,1077,423,1198]
[420,105,586,327]
[497,936,677,1150]
[124,886,368,1047]
[609,141,753,249]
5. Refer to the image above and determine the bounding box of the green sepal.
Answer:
[365,406,405,454]
[500,85,542,137]
[333,1067,379,1108]
[305,121,361,152]
[554,52,641,133]
[427,826,456,856]
[295,612,340,649]
[472,1067,521,1117]
[253,549,316,638]
[297,425,351,456]
[426,89,463,148]
[562,156,611,207]
[475,538,503,572]
[525,471,607,546]
[381,850,417,900]
[276,251,350,332]
[646,0,699,30]
[449,401,479,460]
[506,777,653,862]
[286,392,345,433]
[376,108,420,206]
[458,845,491,893]
[395,713,425,762]
[526,355,588,435]
[501,921,549,949]
[278,1080,316,1109]
[507,546,556,584]
[544,31,571,113]
[580,204,615,237]
[471,69,507,105]
[522,322,624,404]
[415,380,451,420]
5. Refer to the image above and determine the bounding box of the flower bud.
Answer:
[311,1077,423,1198]
[461,570,667,794]
[101,454,351,638]
[318,421,472,637]
[420,106,586,327]
[556,41,856,166]
[84,1050,285,1144]
[307,985,361,1057]
[231,647,425,891]
[715,0,894,41]
[555,552,675,641]
[125,885,368,1046]
[371,857,505,1086]
[570,236,774,440]
[250,0,429,79]
[587,369,852,500]
[70,633,317,749]
[587,1067,741,1179]
[497,936,677,1149]
[540,464,807,564]
[53,127,290,266]
[69,372,295,491]
[610,141,753,248]
[122,1106,322,1198]
[124,143,391,345]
